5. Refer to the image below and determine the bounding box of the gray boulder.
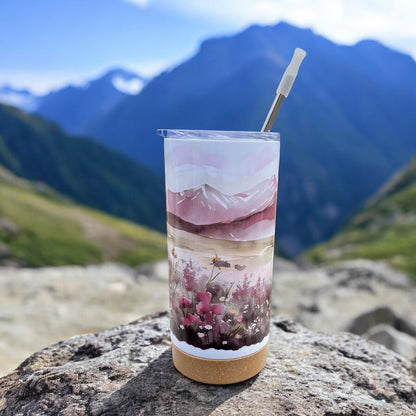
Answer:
[348,306,397,335]
[365,324,416,360]
[348,307,416,358]
[0,312,415,415]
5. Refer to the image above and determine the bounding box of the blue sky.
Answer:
[1,0,415,93]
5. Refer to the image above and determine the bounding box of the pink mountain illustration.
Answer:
[166,176,277,241]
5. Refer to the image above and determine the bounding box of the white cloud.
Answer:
[0,70,94,95]
[122,0,149,7]
[152,0,416,59]
[0,59,176,95]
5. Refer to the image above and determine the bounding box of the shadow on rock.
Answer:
[91,348,256,416]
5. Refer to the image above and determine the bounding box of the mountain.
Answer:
[307,156,416,277]
[167,177,277,241]
[34,68,147,135]
[0,104,165,232]
[0,85,39,112]
[87,22,416,255]
[0,165,166,267]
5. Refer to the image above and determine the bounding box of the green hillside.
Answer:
[307,156,416,277]
[0,104,165,232]
[0,166,166,267]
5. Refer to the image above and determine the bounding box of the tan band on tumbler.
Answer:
[172,342,268,385]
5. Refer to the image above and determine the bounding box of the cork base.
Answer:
[172,342,268,385]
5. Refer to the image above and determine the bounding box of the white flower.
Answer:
[197,332,205,338]
[222,340,228,345]
[219,296,226,302]
[179,324,184,330]
[204,325,213,330]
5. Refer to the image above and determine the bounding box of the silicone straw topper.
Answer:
[261,48,306,132]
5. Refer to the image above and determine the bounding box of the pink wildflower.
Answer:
[182,261,198,291]
[177,296,192,308]
[196,291,226,316]
[181,313,202,327]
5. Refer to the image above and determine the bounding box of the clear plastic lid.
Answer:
[157,129,280,142]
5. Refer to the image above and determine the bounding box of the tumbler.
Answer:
[159,129,280,384]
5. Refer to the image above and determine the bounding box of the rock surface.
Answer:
[0,312,415,416]
[365,324,416,360]
[0,262,168,376]
[279,260,416,336]
[1,258,416,377]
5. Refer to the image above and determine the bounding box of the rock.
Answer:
[279,260,416,335]
[348,307,416,347]
[365,324,416,360]
[0,218,18,236]
[136,259,169,282]
[396,317,416,338]
[327,260,412,289]
[273,256,301,272]
[2,258,416,379]
[348,306,397,335]
[0,263,168,377]
[1,313,415,416]
[0,242,9,260]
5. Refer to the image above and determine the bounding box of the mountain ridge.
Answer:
[0,103,165,232]
[307,155,416,276]
[0,68,148,136]
[34,68,147,135]
[0,164,166,267]
[86,22,416,254]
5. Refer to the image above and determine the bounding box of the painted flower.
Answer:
[181,313,202,327]
[195,291,226,316]
[177,296,192,308]
[182,261,198,291]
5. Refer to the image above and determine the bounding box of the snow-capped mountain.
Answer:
[33,68,148,135]
[0,69,149,136]
[167,176,277,226]
[0,85,39,112]
[166,176,278,241]
[112,71,146,95]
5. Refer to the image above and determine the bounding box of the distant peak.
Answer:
[354,39,384,49]
[111,74,146,95]
[102,68,144,80]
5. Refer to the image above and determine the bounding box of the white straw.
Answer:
[261,48,306,132]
